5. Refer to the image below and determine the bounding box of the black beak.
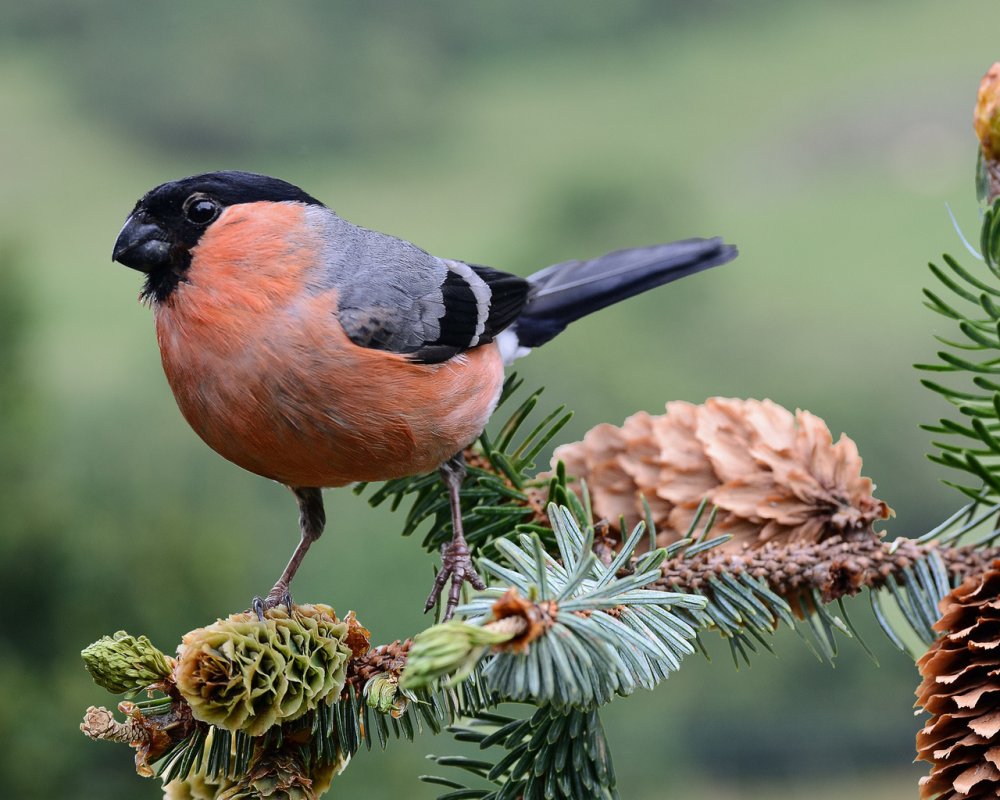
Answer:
[112,213,171,273]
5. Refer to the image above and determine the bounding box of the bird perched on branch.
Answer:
[112,171,737,619]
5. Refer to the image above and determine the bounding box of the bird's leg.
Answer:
[253,487,325,618]
[424,452,487,620]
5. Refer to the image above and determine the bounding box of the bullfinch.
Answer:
[111,171,737,619]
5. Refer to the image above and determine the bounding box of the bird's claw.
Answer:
[424,539,486,620]
[251,581,292,620]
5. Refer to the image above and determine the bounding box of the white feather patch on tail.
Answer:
[496,328,532,365]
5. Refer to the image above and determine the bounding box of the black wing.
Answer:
[408,263,530,364]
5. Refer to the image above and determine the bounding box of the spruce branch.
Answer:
[658,528,1000,657]
[361,375,980,672]
[82,377,1000,797]
[917,180,1000,497]
[657,535,1000,602]
[422,706,617,800]
[402,505,705,707]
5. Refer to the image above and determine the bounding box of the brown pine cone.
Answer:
[551,398,891,552]
[916,565,1000,798]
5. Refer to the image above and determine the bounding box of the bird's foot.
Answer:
[424,538,487,621]
[251,581,292,620]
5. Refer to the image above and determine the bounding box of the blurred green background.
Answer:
[1,1,997,797]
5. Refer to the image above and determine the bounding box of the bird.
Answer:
[112,170,737,620]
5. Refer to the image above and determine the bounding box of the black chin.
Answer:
[140,268,185,304]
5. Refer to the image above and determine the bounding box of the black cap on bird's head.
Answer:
[112,171,323,302]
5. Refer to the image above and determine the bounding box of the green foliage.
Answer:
[917,199,1000,499]
[868,551,952,655]
[884,195,1000,656]
[422,707,617,800]
[877,196,1000,656]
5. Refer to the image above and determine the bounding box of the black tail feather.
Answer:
[513,237,737,348]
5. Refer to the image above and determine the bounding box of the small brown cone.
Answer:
[217,749,322,800]
[916,565,1000,798]
[551,398,891,552]
[975,63,1000,202]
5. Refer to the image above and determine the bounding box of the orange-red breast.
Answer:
[112,171,737,618]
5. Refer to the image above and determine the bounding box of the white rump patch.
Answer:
[496,328,531,365]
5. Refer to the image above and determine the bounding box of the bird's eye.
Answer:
[182,194,221,225]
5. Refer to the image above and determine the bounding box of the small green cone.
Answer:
[399,621,514,691]
[81,631,173,694]
[364,672,411,718]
